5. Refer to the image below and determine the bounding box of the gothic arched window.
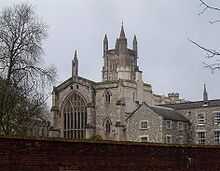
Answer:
[63,92,87,139]
[104,89,112,104]
[105,119,111,136]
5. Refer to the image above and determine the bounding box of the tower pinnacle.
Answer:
[133,35,138,57]
[103,34,108,56]
[72,50,78,77]
[104,34,108,42]
[117,23,127,53]
[203,83,208,101]
[74,50,78,61]
[119,22,126,39]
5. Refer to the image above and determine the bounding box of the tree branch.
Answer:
[189,39,220,58]
[199,0,220,15]
[189,39,220,71]
[203,62,220,73]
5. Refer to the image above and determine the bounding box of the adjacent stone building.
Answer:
[51,25,220,145]
[126,103,189,144]
[161,92,220,145]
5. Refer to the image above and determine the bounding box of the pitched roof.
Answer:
[54,76,95,93]
[126,104,143,120]
[149,106,188,122]
[126,103,189,122]
[160,99,220,110]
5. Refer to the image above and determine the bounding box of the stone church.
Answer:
[51,25,220,145]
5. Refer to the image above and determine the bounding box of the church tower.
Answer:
[102,24,139,81]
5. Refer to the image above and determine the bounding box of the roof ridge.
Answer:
[150,105,174,111]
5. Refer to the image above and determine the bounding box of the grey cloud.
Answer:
[1,0,220,101]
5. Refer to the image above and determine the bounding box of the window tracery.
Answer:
[63,92,87,139]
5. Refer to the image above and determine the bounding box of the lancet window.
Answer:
[104,89,112,104]
[105,119,111,136]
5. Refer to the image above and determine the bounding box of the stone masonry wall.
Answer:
[178,106,220,145]
[127,105,163,143]
[162,120,190,144]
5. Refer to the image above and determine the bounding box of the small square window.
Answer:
[140,120,149,129]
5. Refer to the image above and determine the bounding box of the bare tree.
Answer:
[0,3,56,136]
[190,0,220,72]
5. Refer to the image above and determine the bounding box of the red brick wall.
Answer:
[0,137,220,171]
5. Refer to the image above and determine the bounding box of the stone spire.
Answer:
[74,50,78,61]
[117,22,127,53]
[203,83,208,101]
[72,50,78,77]
[133,35,137,57]
[103,34,108,56]
[119,22,126,39]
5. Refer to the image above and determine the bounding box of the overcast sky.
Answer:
[1,0,220,102]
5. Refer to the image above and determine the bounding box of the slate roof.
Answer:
[149,106,189,122]
[126,103,189,122]
[159,99,220,110]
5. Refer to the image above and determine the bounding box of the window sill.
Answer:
[197,123,206,126]
[139,128,149,130]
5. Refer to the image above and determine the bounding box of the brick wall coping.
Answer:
[0,136,220,149]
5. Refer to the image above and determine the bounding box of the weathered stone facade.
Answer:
[51,25,220,145]
[162,100,220,145]
[126,103,189,144]
[126,103,163,143]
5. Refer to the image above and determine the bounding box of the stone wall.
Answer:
[162,120,190,144]
[1,137,220,171]
[178,106,220,144]
[127,104,163,143]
